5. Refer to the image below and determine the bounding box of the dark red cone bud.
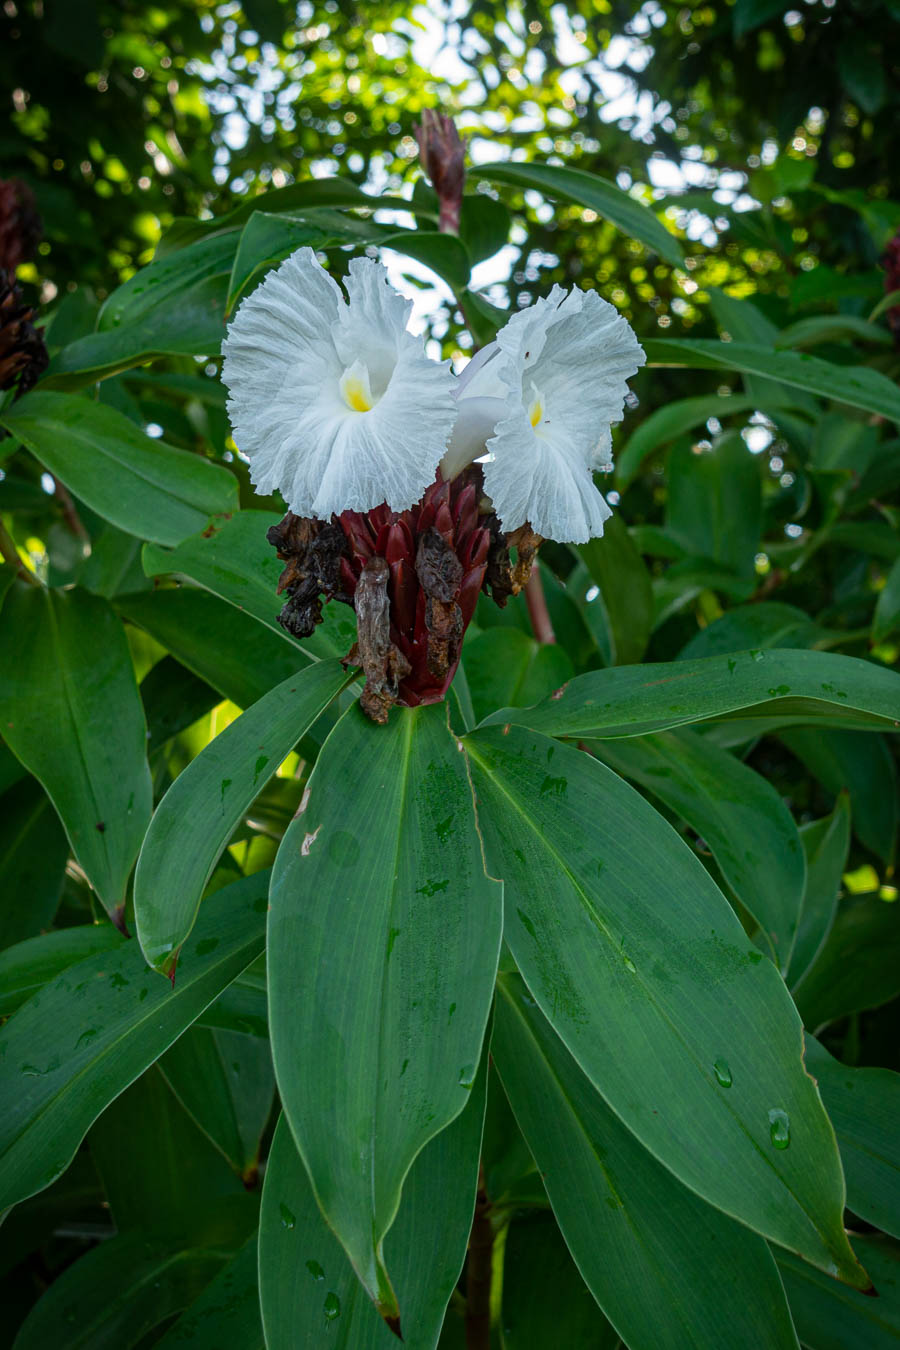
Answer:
[414,110,466,234]
[267,467,542,724]
[0,268,48,399]
[0,179,42,274]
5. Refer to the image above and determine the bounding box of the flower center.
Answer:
[528,384,544,429]
[340,359,376,413]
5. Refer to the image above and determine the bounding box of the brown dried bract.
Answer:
[266,511,349,638]
[0,268,48,399]
[483,519,543,607]
[347,557,412,725]
[416,526,464,679]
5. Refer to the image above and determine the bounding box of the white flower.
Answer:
[441,285,645,543]
[221,247,457,519]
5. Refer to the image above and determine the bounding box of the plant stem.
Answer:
[465,1167,494,1350]
[0,516,40,586]
[525,562,556,645]
[53,476,90,543]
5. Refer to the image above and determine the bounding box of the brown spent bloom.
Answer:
[0,179,43,274]
[0,268,48,399]
[414,110,466,234]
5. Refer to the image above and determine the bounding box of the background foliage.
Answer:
[1,0,899,1346]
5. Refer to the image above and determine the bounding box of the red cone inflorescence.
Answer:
[267,467,542,723]
[0,178,42,274]
[414,110,466,235]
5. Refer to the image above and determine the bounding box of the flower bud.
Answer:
[414,110,466,234]
[0,178,42,274]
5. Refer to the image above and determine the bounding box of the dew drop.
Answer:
[458,1064,476,1089]
[713,1058,732,1088]
[768,1108,790,1149]
[623,954,636,974]
[323,1291,341,1321]
[279,1202,296,1229]
[306,1259,325,1281]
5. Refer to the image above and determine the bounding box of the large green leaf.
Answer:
[493,978,801,1349]
[592,726,805,968]
[793,892,900,1030]
[805,1038,900,1240]
[100,232,238,331]
[779,728,897,864]
[0,584,152,922]
[484,649,900,739]
[576,514,654,666]
[471,162,683,266]
[11,1219,244,1350]
[159,1028,275,1181]
[259,1060,485,1348]
[644,338,900,424]
[873,559,900,644]
[501,1212,622,1349]
[0,924,123,1016]
[465,725,866,1285]
[142,510,356,661]
[664,433,762,578]
[787,795,851,989]
[0,870,268,1210]
[1,392,238,548]
[677,601,828,662]
[154,1234,264,1350]
[0,777,69,948]
[119,586,311,709]
[778,1236,900,1350]
[135,659,348,970]
[90,1066,256,1233]
[227,209,376,311]
[268,702,502,1320]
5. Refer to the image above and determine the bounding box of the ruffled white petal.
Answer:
[483,411,613,545]
[450,284,644,541]
[221,247,457,518]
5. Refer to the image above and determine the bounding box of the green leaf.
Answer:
[0,870,268,1210]
[615,394,756,490]
[787,795,851,989]
[11,1221,241,1350]
[678,602,828,662]
[268,702,501,1318]
[159,1028,274,1180]
[501,1212,622,1349]
[465,725,866,1285]
[665,434,762,578]
[0,924,123,1017]
[873,559,900,644]
[868,288,900,323]
[0,584,152,921]
[644,339,900,424]
[100,232,238,332]
[775,315,893,349]
[733,0,790,37]
[141,656,220,752]
[470,161,683,266]
[380,229,472,292]
[2,392,238,547]
[576,514,654,665]
[793,892,900,1030]
[0,777,69,948]
[592,726,805,968]
[482,649,900,739]
[493,977,802,1349]
[135,659,348,970]
[226,209,378,312]
[154,1234,264,1350]
[461,628,573,727]
[458,192,510,265]
[260,1064,485,1349]
[90,1066,256,1233]
[119,586,312,710]
[779,729,897,864]
[142,510,356,661]
[805,1038,900,1240]
[778,1236,900,1350]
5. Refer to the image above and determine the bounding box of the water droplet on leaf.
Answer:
[768,1108,790,1149]
[713,1058,732,1088]
[279,1203,296,1229]
[323,1292,341,1320]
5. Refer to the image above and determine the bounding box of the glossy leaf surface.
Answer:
[0,583,152,920]
[268,703,501,1317]
[135,658,348,970]
[466,725,864,1284]
[0,871,268,1210]
[493,978,801,1350]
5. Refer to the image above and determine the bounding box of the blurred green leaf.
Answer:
[787,795,851,990]
[0,777,70,949]
[778,1236,899,1350]
[462,627,572,725]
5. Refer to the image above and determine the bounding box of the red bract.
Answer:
[267,468,540,723]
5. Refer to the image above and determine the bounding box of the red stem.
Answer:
[525,563,556,645]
